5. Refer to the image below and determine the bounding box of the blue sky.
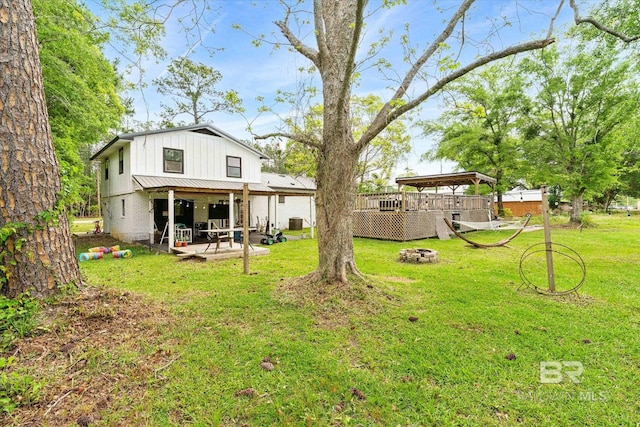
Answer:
[91,0,589,177]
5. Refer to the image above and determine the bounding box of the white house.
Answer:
[90,124,316,247]
[257,173,316,233]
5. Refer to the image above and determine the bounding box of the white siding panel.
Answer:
[130,130,263,183]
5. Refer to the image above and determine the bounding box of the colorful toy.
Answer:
[78,252,103,261]
[112,249,132,259]
[88,245,120,253]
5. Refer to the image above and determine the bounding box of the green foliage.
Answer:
[153,57,243,126]
[0,295,41,413]
[257,95,411,187]
[520,42,638,221]
[422,60,529,203]
[0,295,40,352]
[33,0,125,210]
[579,211,595,228]
[0,357,42,414]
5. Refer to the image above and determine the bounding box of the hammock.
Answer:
[443,213,532,248]
[450,217,529,231]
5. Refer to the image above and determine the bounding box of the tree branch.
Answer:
[356,0,474,150]
[357,38,555,151]
[275,5,320,67]
[339,0,366,118]
[254,131,322,150]
[569,0,640,43]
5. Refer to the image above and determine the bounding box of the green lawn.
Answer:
[77,214,640,426]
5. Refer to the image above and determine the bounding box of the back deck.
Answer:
[353,192,493,241]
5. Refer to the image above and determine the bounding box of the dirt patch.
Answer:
[275,274,400,328]
[0,286,175,426]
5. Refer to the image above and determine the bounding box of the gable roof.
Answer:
[90,123,268,161]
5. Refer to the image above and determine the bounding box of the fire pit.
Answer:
[399,248,439,263]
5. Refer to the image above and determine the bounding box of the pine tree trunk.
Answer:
[0,0,81,298]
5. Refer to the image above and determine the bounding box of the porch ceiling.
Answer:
[133,175,275,195]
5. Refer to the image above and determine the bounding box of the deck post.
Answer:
[243,183,249,274]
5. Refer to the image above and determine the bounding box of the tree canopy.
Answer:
[422,61,529,214]
[520,43,638,222]
[33,0,125,212]
[153,57,242,126]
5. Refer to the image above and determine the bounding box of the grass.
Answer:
[72,213,640,426]
[70,217,101,234]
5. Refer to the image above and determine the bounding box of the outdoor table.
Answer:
[201,227,255,253]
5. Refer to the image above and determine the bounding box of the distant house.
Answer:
[90,124,315,247]
[500,189,543,217]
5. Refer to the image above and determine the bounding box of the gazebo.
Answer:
[395,171,496,194]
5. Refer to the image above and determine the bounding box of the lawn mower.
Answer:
[260,227,287,245]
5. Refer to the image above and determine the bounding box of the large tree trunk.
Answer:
[314,122,360,283]
[311,0,362,283]
[569,194,583,223]
[0,0,81,298]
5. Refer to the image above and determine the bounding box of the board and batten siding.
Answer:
[101,144,133,197]
[129,130,262,183]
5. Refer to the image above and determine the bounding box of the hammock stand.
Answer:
[443,213,532,248]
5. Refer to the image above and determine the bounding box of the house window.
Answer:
[163,148,184,174]
[121,199,125,217]
[118,148,124,174]
[226,156,241,178]
[104,162,109,180]
[278,195,285,204]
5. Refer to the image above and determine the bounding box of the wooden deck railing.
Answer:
[354,192,492,212]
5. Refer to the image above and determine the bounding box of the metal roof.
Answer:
[261,173,316,195]
[395,171,496,192]
[132,175,275,195]
[90,123,268,161]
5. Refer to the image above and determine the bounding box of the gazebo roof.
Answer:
[395,171,496,193]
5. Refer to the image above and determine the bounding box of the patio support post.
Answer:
[273,194,278,230]
[310,196,315,239]
[266,195,271,233]
[243,183,249,274]
[148,195,154,243]
[229,192,235,228]
[168,190,175,251]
